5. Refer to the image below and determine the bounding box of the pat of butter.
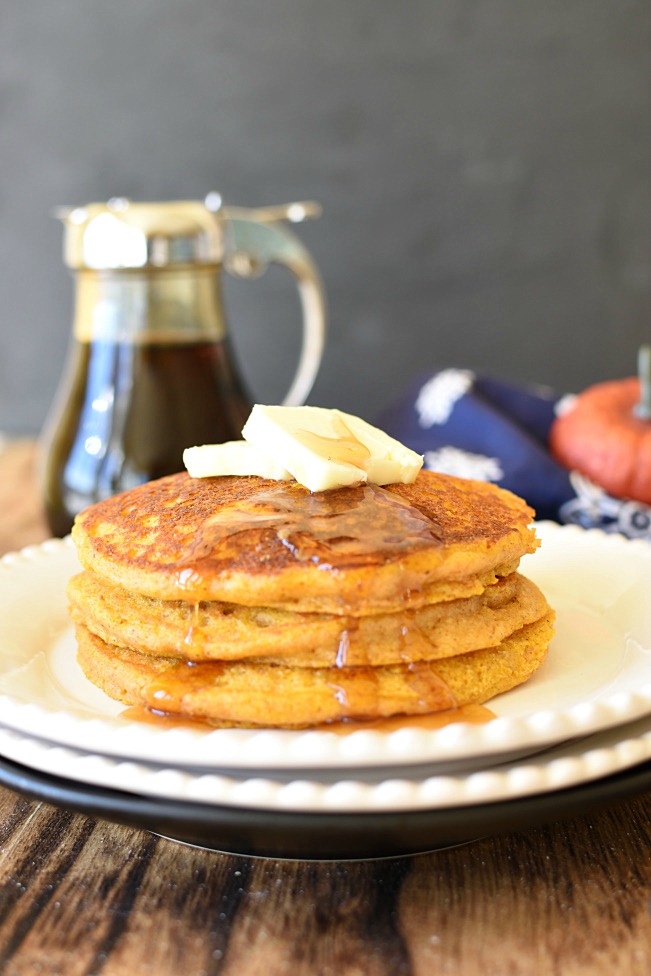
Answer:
[241,405,423,492]
[183,441,293,481]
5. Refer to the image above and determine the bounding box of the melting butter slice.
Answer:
[242,405,423,492]
[183,441,293,481]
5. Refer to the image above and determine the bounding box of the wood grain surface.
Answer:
[2,789,651,975]
[1,441,651,974]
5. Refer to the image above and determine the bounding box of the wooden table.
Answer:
[1,441,651,975]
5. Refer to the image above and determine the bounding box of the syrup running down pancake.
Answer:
[68,570,549,668]
[71,470,539,612]
[69,468,554,729]
[74,613,554,728]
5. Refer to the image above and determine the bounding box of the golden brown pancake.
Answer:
[75,612,555,728]
[68,570,551,668]
[71,470,538,614]
[69,467,554,729]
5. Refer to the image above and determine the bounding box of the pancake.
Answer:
[74,612,555,729]
[69,462,554,729]
[67,570,551,668]
[71,469,538,614]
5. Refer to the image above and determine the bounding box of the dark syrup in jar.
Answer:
[42,338,251,536]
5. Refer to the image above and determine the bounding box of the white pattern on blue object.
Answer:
[559,471,651,539]
[554,393,578,417]
[424,446,504,482]
[415,369,475,427]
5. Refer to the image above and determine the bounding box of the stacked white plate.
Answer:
[1,522,651,858]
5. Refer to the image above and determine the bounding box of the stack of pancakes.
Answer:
[68,469,555,728]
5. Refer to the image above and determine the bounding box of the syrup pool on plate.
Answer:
[121,703,495,734]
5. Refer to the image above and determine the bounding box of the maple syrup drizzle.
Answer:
[324,666,381,717]
[403,661,457,710]
[331,611,444,669]
[173,482,441,588]
[122,704,216,731]
[335,628,353,668]
[121,703,495,734]
[136,656,458,728]
[316,704,495,734]
[133,480,482,733]
[294,415,371,467]
[183,601,202,647]
[144,660,225,714]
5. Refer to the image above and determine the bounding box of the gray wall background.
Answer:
[1,0,650,436]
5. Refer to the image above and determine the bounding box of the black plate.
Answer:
[1,752,651,860]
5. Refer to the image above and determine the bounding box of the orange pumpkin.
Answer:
[549,376,651,505]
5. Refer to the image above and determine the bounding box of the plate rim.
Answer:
[2,524,651,772]
[3,706,651,815]
[2,746,650,859]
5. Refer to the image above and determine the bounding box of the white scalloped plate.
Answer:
[2,709,651,813]
[1,524,651,773]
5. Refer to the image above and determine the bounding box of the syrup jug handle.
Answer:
[221,202,326,406]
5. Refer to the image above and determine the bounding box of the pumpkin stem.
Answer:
[634,345,651,420]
